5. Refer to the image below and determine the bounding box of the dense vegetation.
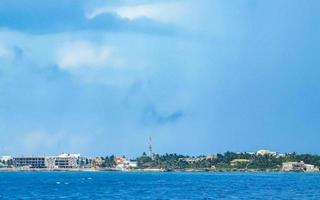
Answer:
[134,152,320,171]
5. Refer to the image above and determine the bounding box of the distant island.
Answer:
[1,150,319,173]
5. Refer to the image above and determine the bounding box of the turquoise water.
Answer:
[0,172,319,199]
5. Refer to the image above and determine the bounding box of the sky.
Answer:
[0,0,320,157]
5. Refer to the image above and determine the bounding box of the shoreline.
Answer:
[0,168,317,173]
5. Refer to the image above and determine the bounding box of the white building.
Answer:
[114,156,137,171]
[282,161,319,172]
[304,164,318,172]
[12,153,81,169]
[45,153,80,169]
[256,150,277,156]
[0,156,12,163]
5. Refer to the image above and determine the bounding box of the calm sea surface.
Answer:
[0,172,319,199]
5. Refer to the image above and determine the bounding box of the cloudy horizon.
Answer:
[0,0,320,157]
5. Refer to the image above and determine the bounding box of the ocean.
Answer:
[0,172,319,199]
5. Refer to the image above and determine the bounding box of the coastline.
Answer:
[0,168,316,173]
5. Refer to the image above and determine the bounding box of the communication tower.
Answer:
[148,136,154,160]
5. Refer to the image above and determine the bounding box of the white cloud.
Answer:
[87,2,188,24]
[56,41,113,70]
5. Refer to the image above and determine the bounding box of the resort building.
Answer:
[304,164,318,172]
[114,156,137,171]
[12,153,81,169]
[282,161,319,172]
[46,153,80,169]
[13,156,46,168]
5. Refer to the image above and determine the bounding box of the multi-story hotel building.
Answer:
[46,153,80,169]
[13,157,46,168]
[13,153,81,169]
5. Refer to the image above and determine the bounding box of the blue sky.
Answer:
[0,0,319,157]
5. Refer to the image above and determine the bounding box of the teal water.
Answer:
[0,172,319,199]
